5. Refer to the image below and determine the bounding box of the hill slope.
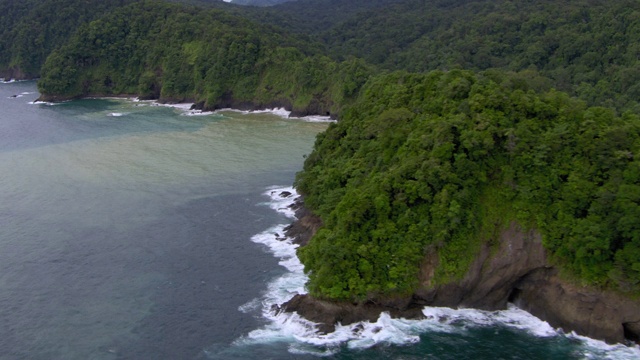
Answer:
[0,0,136,79]
[36,0,372,117]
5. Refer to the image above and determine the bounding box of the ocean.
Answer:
[0,81,637,360]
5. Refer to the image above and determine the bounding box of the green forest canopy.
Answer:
[36,0,371,116]
[2,0,640,301]
[296,70,640,300]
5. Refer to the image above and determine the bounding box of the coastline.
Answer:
[24,83,640,354]
[34,86,340,121]
[33,91,337,122]
[280,197,640,347]
[237,187,640,358]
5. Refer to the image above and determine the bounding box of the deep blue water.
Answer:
[0,82,638,360]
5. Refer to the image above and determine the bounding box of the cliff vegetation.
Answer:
[295,70,640,301]
[36,1,371,115]
[2,0,640,315]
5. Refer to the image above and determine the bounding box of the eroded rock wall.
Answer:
[282,207,640,345]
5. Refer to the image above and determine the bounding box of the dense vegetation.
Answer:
[314,0,640,113]
[0,0,135,79]
[3,0,640,302]
[296,70,640,300]
[231,0,292,6]
[37,1,372,115]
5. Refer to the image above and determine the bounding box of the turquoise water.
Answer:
[0,82,638,359]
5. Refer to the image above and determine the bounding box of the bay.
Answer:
[0,81,637,360]
[0,81,327,359]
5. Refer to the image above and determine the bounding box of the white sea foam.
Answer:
[216,108,336,122]
[298,115,335,123]
[145,101,220,116]
[238,298,261,314]
[88,99,333,120]
[233,186,640,358]
[29,100,62,106]
[0,79,30,83]
[247,107,292,117]
[184,110,216,116]
[7,91,35,99]
[216,107,291,118]
[107,112,127,117]
[155,102,194,110]
[569,333,640,360]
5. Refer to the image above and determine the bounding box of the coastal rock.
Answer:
[289,95,333,118]
[625,321,640,343]
[0,66,28,81]
[201,92,336,119]
[415,222,548,310]
[282,294,424,334]
[282,207,640,345]
[283,197,322,246]
[34,88,339,119]
[36,94,76,102]
[511,269,640,344]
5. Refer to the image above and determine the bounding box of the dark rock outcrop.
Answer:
[282,210,640,345]
[282,294,425,334]
[511,269,640,345]
[283,197,323,246]
[0,67,28,81]
[201,93,337,119]
[414,223,548,310]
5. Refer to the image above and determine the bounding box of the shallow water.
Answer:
[0,82,638,360]
[0,82,326,359]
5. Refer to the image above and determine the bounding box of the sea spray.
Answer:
[227,186,640,358]
[216,108,335,123]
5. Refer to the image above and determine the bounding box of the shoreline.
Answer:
[280,196,640,347]
[240,187,640,358]
[33,92,337,122]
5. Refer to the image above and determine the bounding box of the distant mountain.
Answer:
[231,0,293,6]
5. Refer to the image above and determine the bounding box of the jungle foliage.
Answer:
[36,0,372,115]
[0,0,135,78]
[316,0,640,113]
[296,70,640,300]
[3,0,640,301]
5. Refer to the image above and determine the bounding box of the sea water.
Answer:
[0,81,637,359]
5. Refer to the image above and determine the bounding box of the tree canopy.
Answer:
[296,70,640,300]
[3,0,640,301]
[36,0,372,116]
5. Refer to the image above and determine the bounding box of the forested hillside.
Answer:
[37,0,371,116]
[0,0,135,79]
[7,0,640,113]
[296,70,640,299]
[4,0,640,305]
[231,0,292,6]
[316,0,640,112]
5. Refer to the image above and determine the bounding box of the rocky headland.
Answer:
[279,195,640,345]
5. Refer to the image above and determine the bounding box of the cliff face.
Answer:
[416,222,640,344]
[0,67,28,81]
[282,207,640,345]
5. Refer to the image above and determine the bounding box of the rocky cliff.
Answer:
[0,67,27,81]
[281,199,640,345]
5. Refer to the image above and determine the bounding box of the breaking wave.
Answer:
[218,186,640,359]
